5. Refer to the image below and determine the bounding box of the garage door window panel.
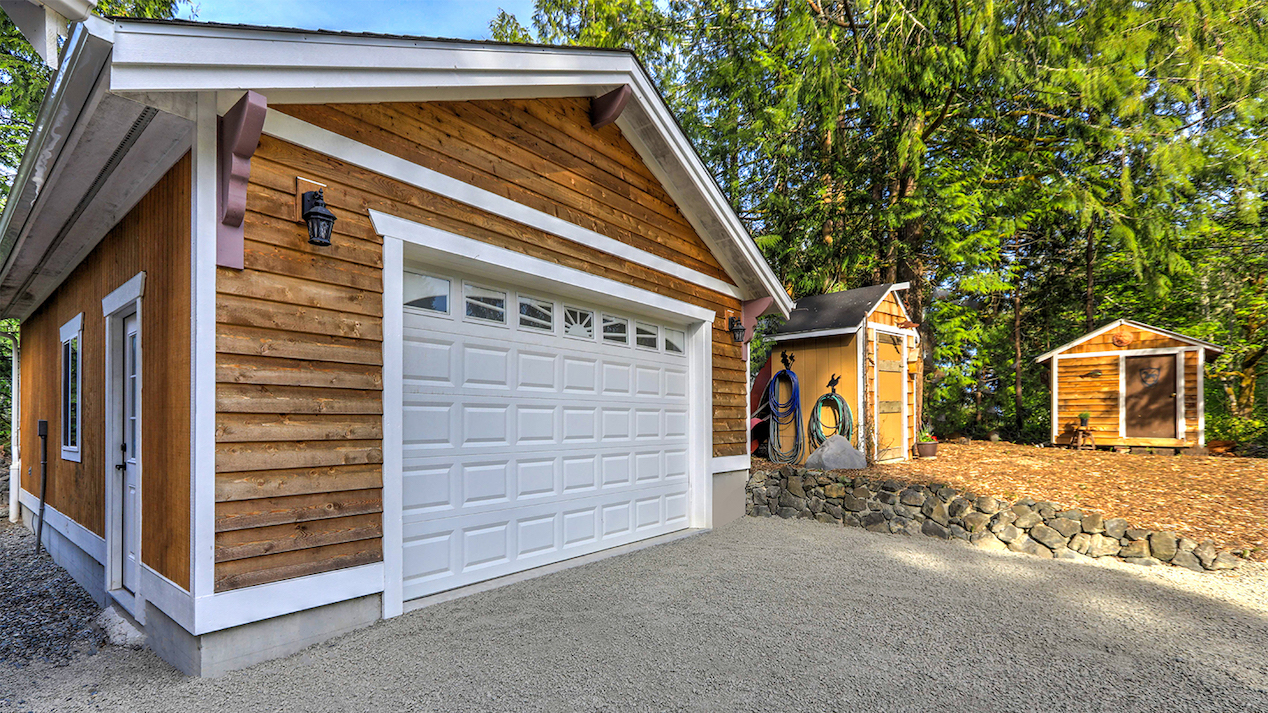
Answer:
[636,322,659,350]
[564,307,594,340]
[664,328,685,355]
[602,314,629,345]
[464,283,507,324]
[405,271,451,315]
[518,295,554,332]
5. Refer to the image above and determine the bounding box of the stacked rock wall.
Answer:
[746,466,1243,572]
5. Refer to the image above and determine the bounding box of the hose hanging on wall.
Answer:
[766,351,803,464]
[808,373,854,451]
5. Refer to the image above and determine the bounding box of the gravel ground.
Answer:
[0,522,106,672]
[3,516,1268,712]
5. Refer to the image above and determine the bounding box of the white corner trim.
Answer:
[771,325,861,343]
[193,562,385,635]
[1118,355,1127,438]
[59,312,84,341]
[18,488,106,563]
[1176,351,1186,439]
[141,564,194,631]
[370,210,716,325]
[711,454,750,474]
[191,92,219,601]
[1049,353,1058,443]
[381,237,404,619]
[101,271,146,315]
[687,320,712,528]
[261,109,743,302]
[1197,348,1206,446]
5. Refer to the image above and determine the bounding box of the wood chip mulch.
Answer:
[754,442,1268,560]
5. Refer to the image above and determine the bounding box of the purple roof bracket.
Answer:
[590,85,632,129]
[740,297,774,343]
[216,90,267,269]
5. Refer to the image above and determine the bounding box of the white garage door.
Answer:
[400,268,693,601]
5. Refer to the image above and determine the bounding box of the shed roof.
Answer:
[772,283,908,340]
[1034,319,1224,363]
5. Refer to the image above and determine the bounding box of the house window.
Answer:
[564,307,594,339]
[464,283,507,323]
[664,328,685,354]
[404,272,450,313]
[602,314,628,344]
[635,321,658,350]
[518,295,553,331]
[60,313,84,462]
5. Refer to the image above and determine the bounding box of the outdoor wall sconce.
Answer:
[301,189,336,246]
[728,316,746,343]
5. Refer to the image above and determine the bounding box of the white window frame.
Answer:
[601,313,629,345]
[461,281,508,326]
[59,313,84,462]
[664,327,686,356]
[562,305,596,341]
[635,321,659,351]
[403,269,453,318]
[516,293,555,333]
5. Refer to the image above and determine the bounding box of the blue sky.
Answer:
[176,0,538,40]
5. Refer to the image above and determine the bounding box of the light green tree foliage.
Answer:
[1,1,187,203]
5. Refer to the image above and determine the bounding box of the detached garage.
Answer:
[0,12,792,677]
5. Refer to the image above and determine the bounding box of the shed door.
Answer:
[400,270,691,602]
[875,333,905,460]
[1124,355,1177,439]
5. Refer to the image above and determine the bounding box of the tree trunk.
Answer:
[1013,287,1023,438]
[1084,223,1096,332]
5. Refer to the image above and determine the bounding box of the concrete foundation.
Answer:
[712,469,749,527]
[20,502,105,605]
[149,593,382,677]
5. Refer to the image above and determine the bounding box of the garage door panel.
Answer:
[400,271,692,602]
[401,481,689,601]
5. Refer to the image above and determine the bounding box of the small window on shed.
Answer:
[464,283,507,323]
[404,272,450,313]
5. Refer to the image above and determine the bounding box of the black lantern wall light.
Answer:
[301,189,337,246]
[728,316,747,343]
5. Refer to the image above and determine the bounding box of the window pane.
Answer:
[518,296,553,331]
[664,328,685,354]
[635,322,658,349]
[564,308,594,339]
[404,273,449,313]
[602,314,628,344]
[68,338,78,448]
[62,341,70,447]
[464,284,506,323]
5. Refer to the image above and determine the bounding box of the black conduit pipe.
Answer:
[34,419,47,555]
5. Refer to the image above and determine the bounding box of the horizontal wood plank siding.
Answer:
[218,96,753,590]
[18,156,191,589]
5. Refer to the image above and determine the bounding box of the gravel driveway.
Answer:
[3,517,1267,712]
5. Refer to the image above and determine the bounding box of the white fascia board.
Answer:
[371,210,716,325]
[262,109,742,302]
[1035,319,1127,363]
[711,454,750,474]
[770,325,861,343]
[106,20,790,315]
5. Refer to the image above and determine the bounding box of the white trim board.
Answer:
[771,325,861,343]
[1035,319,1223,363]
[1054,346,1197,360]
[260,109,744,302]
[711,454,750,474]
[380,236,404,620]
[101,271,145,315]
[194,562,385,635]
[190,92,219,602]
[19,489,106,563]
[370,211,716,325]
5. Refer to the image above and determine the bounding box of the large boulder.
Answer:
[805,434,867,471]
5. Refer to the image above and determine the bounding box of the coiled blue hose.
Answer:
[767,367,802,464]
[808,393,853,450]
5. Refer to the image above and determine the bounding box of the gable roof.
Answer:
[771,282,909,340]
[0,16,793,319]
[1034,319,1224,363]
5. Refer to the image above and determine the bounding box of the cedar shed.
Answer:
[1035,320,1223,449]
[752,283,919,463]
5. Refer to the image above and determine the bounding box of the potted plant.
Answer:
[915,429,938,458]
[1078,411,1091,428]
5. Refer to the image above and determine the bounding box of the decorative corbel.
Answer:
[739,296,775,344]
[217,90,268,269]
[590,85,632,129]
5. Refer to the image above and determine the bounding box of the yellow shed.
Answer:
[754,283,919,463]
[1034,319,1223,449]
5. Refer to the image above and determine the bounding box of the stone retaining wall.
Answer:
[746,466,1243,572]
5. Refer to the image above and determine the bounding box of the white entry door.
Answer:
[400,270,692,601]
[120,313,141,593]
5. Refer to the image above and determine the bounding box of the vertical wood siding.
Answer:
[19,155,192,589]
[216,97,748,590]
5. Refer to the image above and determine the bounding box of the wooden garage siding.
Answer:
[19,155,192,589]
[267,97,748,456]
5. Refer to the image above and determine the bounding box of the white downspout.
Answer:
[3,331,17,523]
